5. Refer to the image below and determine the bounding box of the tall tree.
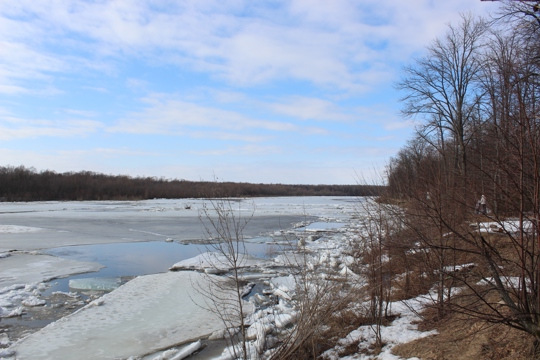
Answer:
[397,13,486,179]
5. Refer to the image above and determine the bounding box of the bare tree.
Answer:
[196,196,256,360]
[397,13,487,178]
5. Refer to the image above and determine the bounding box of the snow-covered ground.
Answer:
[0,197,439,359]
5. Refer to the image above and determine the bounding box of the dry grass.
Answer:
[393,308,538,360]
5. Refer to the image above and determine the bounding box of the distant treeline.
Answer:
[0,166,383,201]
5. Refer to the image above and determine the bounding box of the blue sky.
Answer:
[0,0,499,185]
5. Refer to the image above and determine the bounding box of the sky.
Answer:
[0,0,500,185]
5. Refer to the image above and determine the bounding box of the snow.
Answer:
[322,293,438,360]
[474,220,535,234]
[10,272,243,360]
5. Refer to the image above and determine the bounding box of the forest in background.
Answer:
[0,165,382,201]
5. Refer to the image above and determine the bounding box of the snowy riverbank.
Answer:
[0,197,437,359]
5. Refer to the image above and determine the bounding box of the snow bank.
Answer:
[10,272,244,360]
[322,293,438,360]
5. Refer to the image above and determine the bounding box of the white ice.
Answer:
[10,272,243,360]
[0,253,103,288]
[301,222,345,232]
[0,283,49,318]
[68,277,122,291]
[170,251,265,271]
[0,225,43,233]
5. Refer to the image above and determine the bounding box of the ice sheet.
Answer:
[300,222,345,232]
[170,252,264,271]
[0,197,339,251]
[68,277,122,291]
[0,253,103,288]
[11,272,245,360]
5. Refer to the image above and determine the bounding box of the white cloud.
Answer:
[384,120,415,131]
[266,96,354,122]
[62,109,98,117]
[190,144,282,157]
[0,115,103,140]
[108,95,328,139]
[61,148,159,158]
[0,0,499,93]
[0,41,65,94]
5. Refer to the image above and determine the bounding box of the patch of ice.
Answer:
[170,340,202,360]
[69,277,121,291]
[170,252,263,271]
[300,222,345,232]
[0,225,44,233]
[0,253,103,288]
[21,296,46,307]
[1,306,25,318]
[0,348,15,358]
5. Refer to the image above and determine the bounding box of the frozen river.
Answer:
[0,197,361,359]
[0,198,322,252]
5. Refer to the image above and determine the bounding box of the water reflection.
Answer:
[44,240,271,294]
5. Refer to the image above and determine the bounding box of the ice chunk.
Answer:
[69,277,121,291]
[246,320,272,340]
[170,252,262,271]
[0,348,15,358]
[169,340,202,360]
[22,296,46,307]
[339,265,359,278]
[300,222,344,232]
[274,313,294,328]
[1,306,25,317]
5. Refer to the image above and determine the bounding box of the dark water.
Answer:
[43,240,272,294]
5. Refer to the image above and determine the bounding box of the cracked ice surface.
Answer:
[11,271,240,360]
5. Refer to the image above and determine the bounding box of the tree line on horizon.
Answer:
[0,165,383,201]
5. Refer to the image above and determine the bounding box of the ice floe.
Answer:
[10,272,244,360]
[0,253,103,288]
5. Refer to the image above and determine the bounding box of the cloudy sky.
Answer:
[0,0,499,184]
